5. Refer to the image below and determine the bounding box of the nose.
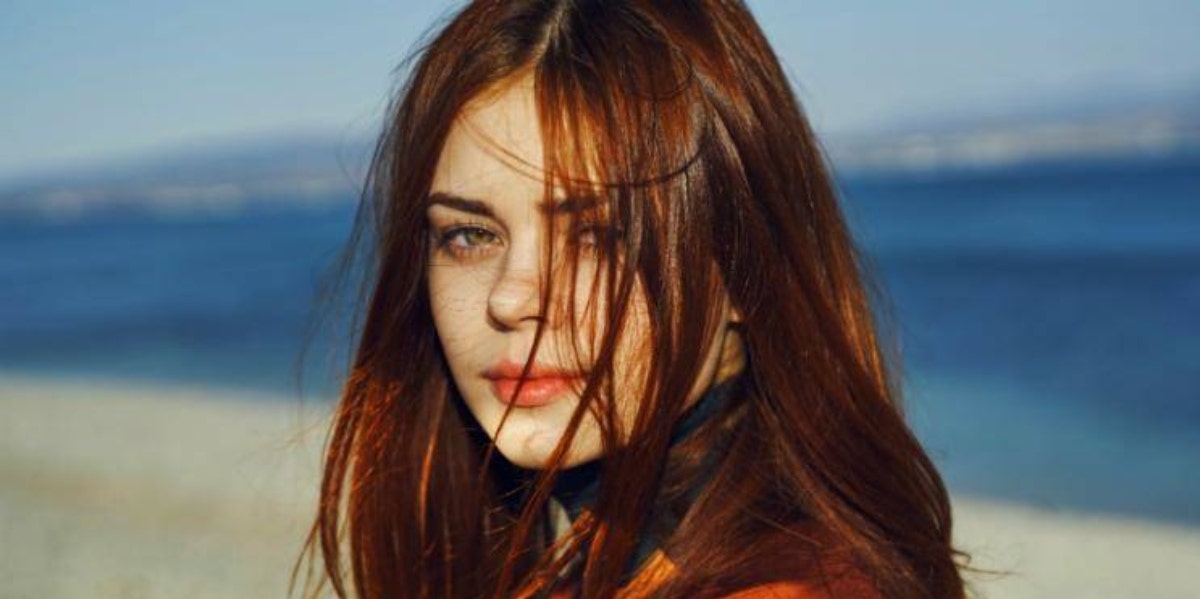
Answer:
[487,248,546,330]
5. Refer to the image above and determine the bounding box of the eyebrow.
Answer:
[426,191,602,218]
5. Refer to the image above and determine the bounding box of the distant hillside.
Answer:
[825,82,1200,174]
[3,82,1199,222]
[0,133,373,222]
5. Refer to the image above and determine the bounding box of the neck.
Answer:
[549,372,746,578]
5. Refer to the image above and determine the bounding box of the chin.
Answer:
[493,423,603,470]
[497,444,557,470]
[463,384,605,470]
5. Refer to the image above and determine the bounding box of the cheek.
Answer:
[428,266,492,358]
[612,318,653,429]
[566,264,648,352]
[610,280,652,367]
[590,280,654,433]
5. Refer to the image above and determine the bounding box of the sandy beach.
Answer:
[2,374,1197,599]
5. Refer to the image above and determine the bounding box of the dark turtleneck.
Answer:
[549,373,745,580]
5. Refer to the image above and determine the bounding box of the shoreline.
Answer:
[3,374,1197,598]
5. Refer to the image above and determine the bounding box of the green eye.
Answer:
[458,228,496,246]
[436,225,500,259]
[573,222,624,250]
[576,224,600,247]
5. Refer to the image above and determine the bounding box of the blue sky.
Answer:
[2,0,1198,180]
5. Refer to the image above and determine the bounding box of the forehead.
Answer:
[430,76,547,208]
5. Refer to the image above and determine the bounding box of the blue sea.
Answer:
[2,154,1197,526]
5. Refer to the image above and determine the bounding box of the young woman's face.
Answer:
[426,76,742,469]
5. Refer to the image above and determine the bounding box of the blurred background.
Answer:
[2,1,1197,598]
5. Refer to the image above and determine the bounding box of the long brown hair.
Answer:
[293,1,971,598]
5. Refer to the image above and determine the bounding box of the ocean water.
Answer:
[0,200,356,397]
[838,154,1200,525]
[1,154,1197,525]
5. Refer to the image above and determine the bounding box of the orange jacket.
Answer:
[548,578,883,599]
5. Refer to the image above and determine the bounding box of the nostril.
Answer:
[487,268,545,328]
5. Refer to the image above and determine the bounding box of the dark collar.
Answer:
[549,374,744,573]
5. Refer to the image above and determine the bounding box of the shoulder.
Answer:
[716,582,818,599]
[706,527,883,599]
[715,576,883,599]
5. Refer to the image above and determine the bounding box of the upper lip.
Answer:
[482,359,585,380]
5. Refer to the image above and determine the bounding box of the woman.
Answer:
[295,1,970,598]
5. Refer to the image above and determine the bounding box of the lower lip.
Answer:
[489,377,580,407]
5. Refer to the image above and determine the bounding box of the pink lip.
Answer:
[483,359,585,407]
[488,377,581,407]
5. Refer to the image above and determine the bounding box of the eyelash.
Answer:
[434,221,499,260]
[431,221,618,261]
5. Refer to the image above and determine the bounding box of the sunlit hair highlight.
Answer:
[293,2,976,599]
